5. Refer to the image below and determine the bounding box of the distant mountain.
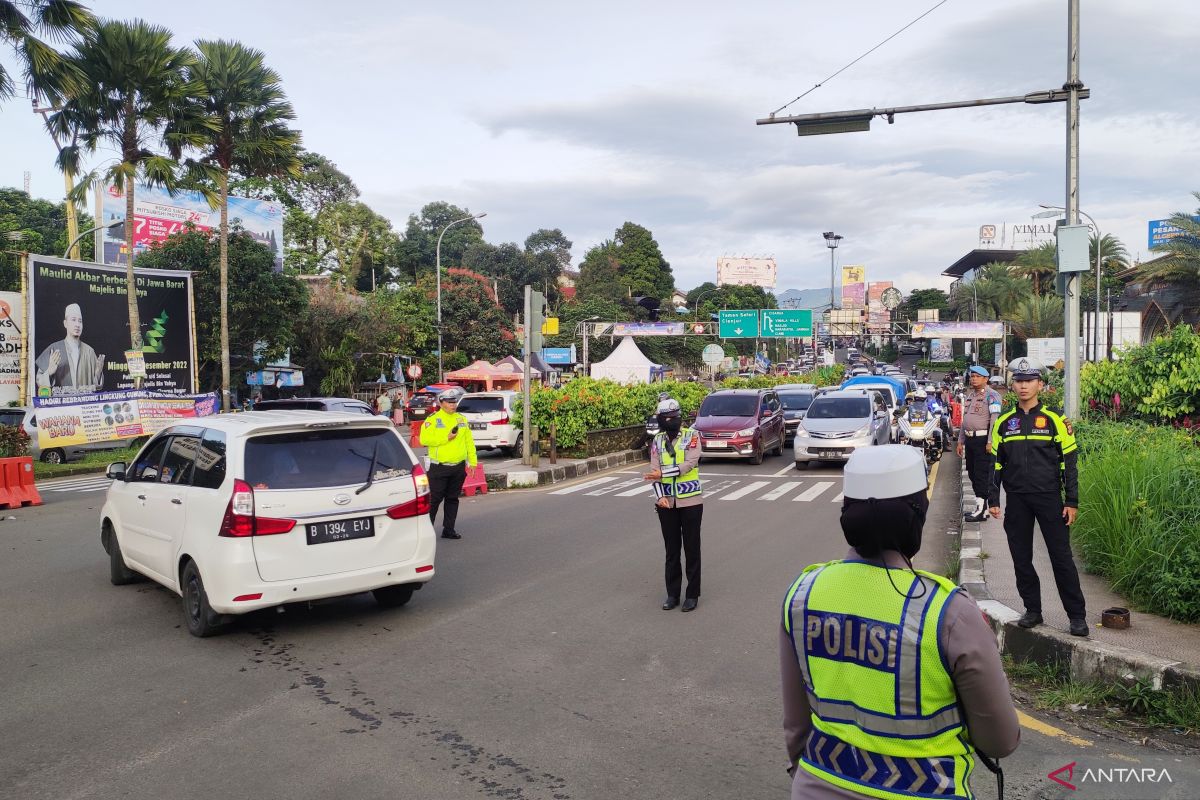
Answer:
[774,288,834,309]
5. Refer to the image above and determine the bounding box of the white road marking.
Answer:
[760,482,802,501]
[831,492,844,502]
[699,479,740,499]
[794,481,834,502]
[615,484,653,497]
[772,462,796,477]
[719,481,771,501]
[548,476,619,495]
[585,477,646,496]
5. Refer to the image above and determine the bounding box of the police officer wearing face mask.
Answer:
[780,446,1019,799]
[643,397,703,612]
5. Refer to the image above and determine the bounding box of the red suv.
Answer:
[692,388,786,465]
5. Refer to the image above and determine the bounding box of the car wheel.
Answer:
[106,524,137,586]
[794,461,809,471]
[41,448,66,464]
[373,584,415,608]
[749,441,764,466]
[181,560,224,638]
[771,433,785,457]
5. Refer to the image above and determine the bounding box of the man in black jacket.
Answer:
[988,358,1088,637]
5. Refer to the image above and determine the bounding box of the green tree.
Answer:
[0,187,98,288]
[54,19,195,350]
[318,200,396,289]
[1139,193,1200,304]
[1005,294,1064,340]
[0,0,94,103]
[421,268,517,364]
[1013,242,1057,297]
[898,288,948,320]
[134,227,308,392]
[168,38,301,411]
[951,263,1031,320]
[577,240,624,303]
[614,221,673,299]
[394,201,485,282]
[462,240,530,315]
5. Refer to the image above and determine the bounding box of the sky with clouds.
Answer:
[3,0,1198,295]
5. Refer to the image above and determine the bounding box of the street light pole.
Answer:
[576,316,600,375]
[1063,0,1082,418]
[62,218,125,259]
[435,212,487,382]
[823,232,842,350]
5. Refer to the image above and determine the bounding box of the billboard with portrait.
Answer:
[26,254,196,402]
[0,291,23,406]
[97,183,284,271]
[841,266,866,307]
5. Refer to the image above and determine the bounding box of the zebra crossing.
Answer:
[40,476,113,494]
[548,473,844,503]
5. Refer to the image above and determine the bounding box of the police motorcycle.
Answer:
[895,390,943,465]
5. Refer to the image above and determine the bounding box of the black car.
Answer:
[252,397,375,415]
[777,388,817,443]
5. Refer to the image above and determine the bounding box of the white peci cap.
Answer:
[656,397,681,415]
[843,445,928,500]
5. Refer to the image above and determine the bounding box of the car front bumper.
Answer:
[698,436,758,459]
[793,434,874,462]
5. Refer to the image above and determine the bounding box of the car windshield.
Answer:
[779,392,814,410]
[244,428,414,490]
[698,394,757,417]
[256,400,323,410]
[806,398,870,420]
[457,396,505,414]
[410,395,435,406]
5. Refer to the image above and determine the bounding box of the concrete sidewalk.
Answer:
[956,461,1200,692]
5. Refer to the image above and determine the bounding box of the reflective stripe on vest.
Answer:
[783,560,974,800]
[656,430,701,499]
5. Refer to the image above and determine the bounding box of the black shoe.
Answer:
[1069,618,1090,637]
[1017,611,1043,628]
[662,597,679,611]
[441,531,462,540]
[964,509,987,522]
[681,598,698,612]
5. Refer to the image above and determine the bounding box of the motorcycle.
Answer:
[896,404,943,465]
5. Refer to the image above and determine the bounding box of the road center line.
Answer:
[1016,710,1093,747]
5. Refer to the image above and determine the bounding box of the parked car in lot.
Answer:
[100,412,437,637]
[691,388,786,465]
[899,341,924,354]
[793,389,891,469]
[253,397,374,415]
[456,391,522,456]
[0,406,126,464]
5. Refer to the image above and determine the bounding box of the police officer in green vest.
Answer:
[643,397,703,612]
[780,445,1019,799]
[418,386,477,540]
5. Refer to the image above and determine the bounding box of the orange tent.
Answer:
[445,360,521,391]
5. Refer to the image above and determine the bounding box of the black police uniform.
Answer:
[987,402,1086,622]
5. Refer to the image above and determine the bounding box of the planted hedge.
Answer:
[1081,325,1200,420]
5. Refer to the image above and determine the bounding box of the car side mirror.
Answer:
[106,462,127,481]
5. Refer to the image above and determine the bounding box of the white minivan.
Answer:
[100,411,437,637]
[456,391,522,456]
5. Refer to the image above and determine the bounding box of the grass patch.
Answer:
[34,444,142,480]
[1003,655,1200,734]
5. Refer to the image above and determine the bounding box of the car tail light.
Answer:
[219,479,297,537]
[490,415,509,425]
[387,464,432,519]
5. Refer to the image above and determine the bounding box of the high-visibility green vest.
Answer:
[655,428,702,500]
[419,409,477,467]
[782,560,974,799]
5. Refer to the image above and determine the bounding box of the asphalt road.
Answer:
[3,457,1196,800]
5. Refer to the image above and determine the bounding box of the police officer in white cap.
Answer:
[780,446,1019,798]
[643,396,703,611]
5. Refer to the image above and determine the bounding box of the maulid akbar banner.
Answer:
[97,183,284,271]
[26,254,196,402]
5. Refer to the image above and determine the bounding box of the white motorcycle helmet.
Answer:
[912,389,927,401]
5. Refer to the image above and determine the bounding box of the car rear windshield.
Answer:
[244,428,414,490]
[410,395,435,406]
[806,398,870,419]
[457,396,505,414]
[698,394,757,417]
[779,392,814,410]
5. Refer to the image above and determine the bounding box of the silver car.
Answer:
[793,389,891,469]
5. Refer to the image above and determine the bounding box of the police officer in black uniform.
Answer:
[987,358,1088,637]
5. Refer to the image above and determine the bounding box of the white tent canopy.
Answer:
[589,336,664,385]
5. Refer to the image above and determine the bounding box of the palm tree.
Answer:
[167,39,300,410]
[54,19,196,351]
[0,0,93,102]
[3,1,95,257]
[1138,193,1200,303]
[1005,295,1064,340]
[1013,242,1057,297]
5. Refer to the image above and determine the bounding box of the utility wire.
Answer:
[769,0,951,117]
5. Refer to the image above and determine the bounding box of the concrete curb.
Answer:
[484,449,646,491]
[955,462,1200,693]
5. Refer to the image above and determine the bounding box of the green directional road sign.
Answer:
[718,309,759,338]
[760,309,813,337]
